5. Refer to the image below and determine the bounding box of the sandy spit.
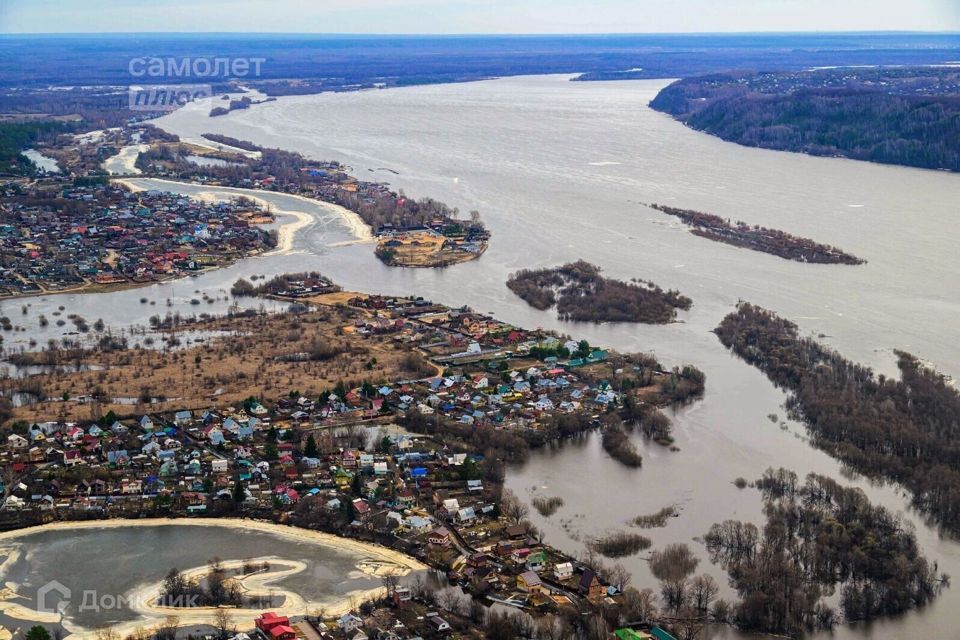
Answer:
[0,518,425,640]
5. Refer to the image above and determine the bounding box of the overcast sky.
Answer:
[2,0,959,34]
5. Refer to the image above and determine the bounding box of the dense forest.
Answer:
[705,468,946,634]
[506,260,691,324]
[716,303,960,534]
[650,68,960,171]
[648,203,864,265]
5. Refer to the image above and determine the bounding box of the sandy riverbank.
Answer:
[114,178,373,254]
[0,518,426,640]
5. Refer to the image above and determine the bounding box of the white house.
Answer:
[337,613,363,633]
[6,434,28,449]
[554,561,574,580]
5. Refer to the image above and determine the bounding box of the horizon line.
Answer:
[2,29,960,37]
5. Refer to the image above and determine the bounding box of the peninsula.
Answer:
[650,67,960,172]
[141,134,490,268]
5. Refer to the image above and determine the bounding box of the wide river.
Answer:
[4,74,960,638]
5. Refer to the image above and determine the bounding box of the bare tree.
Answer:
[608,563,631,591]
[499,488,529,524]
[674,607,706,640]
[438,588,464,616]
[689,574,719,612]
[94,627,120,640]
[535,614,565,640]
[214,608,234,640]
[584,612,610,640]
[380,573,400,597]
[154,615,180,640]
[468,599,486,624]
[620,587,659,625]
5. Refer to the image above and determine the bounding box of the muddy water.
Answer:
[8,73,960,637]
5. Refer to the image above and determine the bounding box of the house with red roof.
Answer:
[254,612,289,635]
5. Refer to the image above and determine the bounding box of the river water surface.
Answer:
[6,74,960,638]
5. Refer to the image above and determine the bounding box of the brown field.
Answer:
[2,300,436,424]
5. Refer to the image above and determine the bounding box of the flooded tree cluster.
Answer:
[507,260,691,324]
[706,468,946,634]
[717,303,960,535]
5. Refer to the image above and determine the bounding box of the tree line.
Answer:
[651,68,960,172]
[716,302,960,534]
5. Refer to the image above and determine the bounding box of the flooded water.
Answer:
[102,144,149,175]
[7,74,960,638]
[183,154,244,168]
[22,149,60,174]
[0,522,396,633]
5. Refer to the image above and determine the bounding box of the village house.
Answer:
[428,527,452,547]
[517,571,544,594]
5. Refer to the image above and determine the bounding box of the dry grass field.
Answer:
[3,300,435,424]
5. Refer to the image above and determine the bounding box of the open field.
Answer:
[1,298,434,423]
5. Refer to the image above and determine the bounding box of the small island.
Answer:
[208,94,276,117]
[649,203,864,265]
[507,260,692,323]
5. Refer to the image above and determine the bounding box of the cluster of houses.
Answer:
[337,294,619,432]
[0,397,622,620]
[0,180,273,296]
[0,310,639,625]
[253,606,456,640]
[0,288,680,636]
[135,141,490,268]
